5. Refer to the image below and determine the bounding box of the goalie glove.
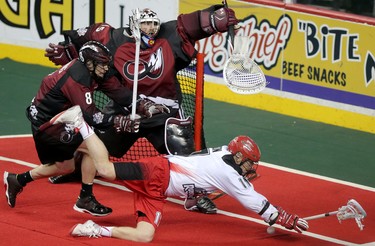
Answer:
[44,36,78,66]
[269,207,309,233]
[113,114,141,133]
[184,188,217,214]
[196,196,217,214]
[200,4,239,35]
[185,196,217,214]
[136,98,170,118]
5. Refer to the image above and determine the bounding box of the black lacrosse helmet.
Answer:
[78,41,112,65]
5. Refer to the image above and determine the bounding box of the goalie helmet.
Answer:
[79,41,112,65]
[139,8,160,48]
[228,135,260,178]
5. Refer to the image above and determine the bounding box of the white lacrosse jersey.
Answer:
[165,146,277,220]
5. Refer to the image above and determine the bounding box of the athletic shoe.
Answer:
[73,195,112,216]
[50,105,83,130]
[70,220,102,238]
[4,171,23,208]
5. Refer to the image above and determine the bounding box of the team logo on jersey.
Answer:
[92,112,104,124]
[29,104,38,121]
[183,185,209,199]
[123,47,163,80]
[77,27,88,37]
[60,124,76,143]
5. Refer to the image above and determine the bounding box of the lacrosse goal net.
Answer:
[94,53,206,161]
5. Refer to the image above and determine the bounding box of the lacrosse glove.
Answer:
[137,98,170,118]
[45,41,78,66]
[113,114,141,133]
[196,196,217,214]
[269,207,309,233]
[184,188,217,214]
[200,4,239,35]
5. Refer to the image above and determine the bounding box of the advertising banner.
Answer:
[0,0,177,49]
[180,0,375,133]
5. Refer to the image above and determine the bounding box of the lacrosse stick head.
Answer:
[223,36,268,94]
[129,8,141,42]
[336,199,367,230]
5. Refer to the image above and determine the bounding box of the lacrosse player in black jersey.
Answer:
[3,41,167,216]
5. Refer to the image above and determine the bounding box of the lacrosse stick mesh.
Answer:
[223,36,268,94]
[129,8,141,41]
[223,56,267,94]
[336,199,367,230]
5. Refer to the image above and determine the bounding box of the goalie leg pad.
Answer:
[165,117,195,155]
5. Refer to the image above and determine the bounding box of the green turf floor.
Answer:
[1,58,374,187]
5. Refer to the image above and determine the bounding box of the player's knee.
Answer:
[132,221,155,243]
[96,163,116,180]
[95,167,108,178]
[56,160,75,174]
[136,230,154,243]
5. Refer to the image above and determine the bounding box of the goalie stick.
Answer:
[223,0,234,48]
[222,1,268,94]
[129,9,141,121]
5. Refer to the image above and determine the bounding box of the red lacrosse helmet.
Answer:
[228,135,261,179]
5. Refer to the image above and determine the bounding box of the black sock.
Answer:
[80,183,93,198]
[16,171,33,187]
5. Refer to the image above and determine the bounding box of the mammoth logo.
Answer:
[59,124,76,143]
[123,47,163,80]
[365,51,375,87]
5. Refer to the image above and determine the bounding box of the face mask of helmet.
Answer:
[138,8,160,48]
[228,136,261,180]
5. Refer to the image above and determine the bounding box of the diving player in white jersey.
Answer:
[49,105,309,243]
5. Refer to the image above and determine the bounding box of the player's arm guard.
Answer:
[44,35,78,66]
[165,117,195,155]
[178,4,238,41]
[268,207,309,233]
